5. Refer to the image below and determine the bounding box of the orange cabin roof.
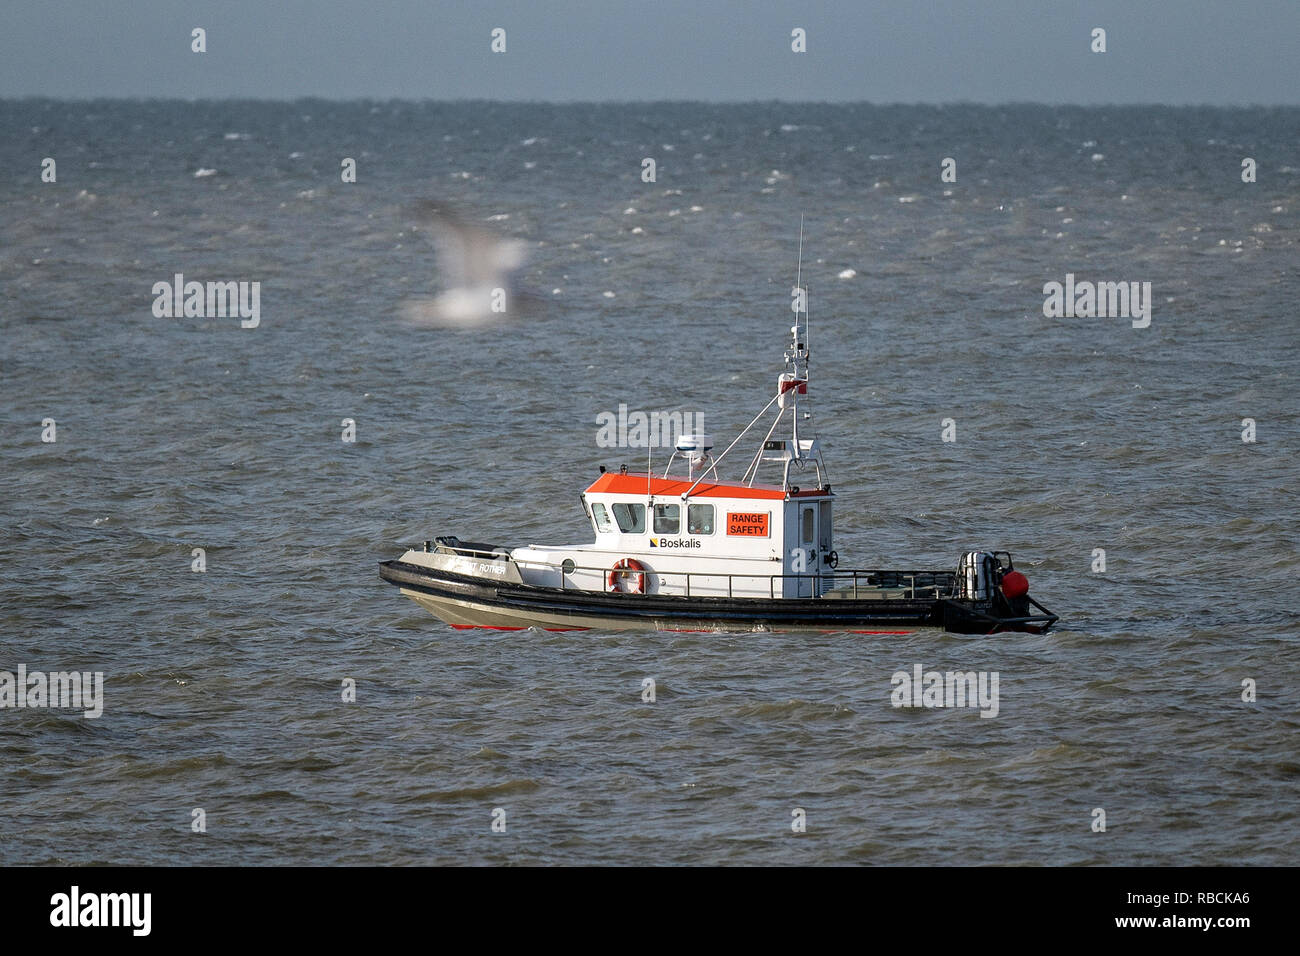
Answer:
[584,472,828,500]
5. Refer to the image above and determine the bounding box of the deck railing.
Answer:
[424,539,956,600]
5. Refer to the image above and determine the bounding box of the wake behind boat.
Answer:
[379,249,1059,636]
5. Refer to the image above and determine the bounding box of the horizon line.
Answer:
[3,96,1298,109]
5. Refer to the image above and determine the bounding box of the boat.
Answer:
[379,257,1059,636]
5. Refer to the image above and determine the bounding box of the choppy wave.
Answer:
[1,101,1297,865]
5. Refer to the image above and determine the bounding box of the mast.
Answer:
[792,215,805,451]
[680,218,828,500]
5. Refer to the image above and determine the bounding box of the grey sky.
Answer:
[1,0,1295,104]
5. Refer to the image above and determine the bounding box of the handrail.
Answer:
[426,541,510,560]
[424,541,958,599]
[508,556,955,600]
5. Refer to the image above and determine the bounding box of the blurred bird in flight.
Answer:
[399,200,540,328]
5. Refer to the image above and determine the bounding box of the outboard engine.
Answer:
[957,550,1002,601]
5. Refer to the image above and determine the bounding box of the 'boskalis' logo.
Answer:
[649,537,701,549]
[50,886,151,936]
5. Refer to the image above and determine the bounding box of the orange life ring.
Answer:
[607,558,647,594]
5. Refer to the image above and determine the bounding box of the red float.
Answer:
[1001,570,1029,599]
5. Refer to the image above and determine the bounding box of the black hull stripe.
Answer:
[377,559,996,630]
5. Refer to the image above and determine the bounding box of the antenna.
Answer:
[795,214,808,382]
[796,214,804,297]
[792,216,805,451]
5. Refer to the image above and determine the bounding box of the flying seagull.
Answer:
[399,200,538,328]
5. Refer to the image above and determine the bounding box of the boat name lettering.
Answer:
[652,538,701,549]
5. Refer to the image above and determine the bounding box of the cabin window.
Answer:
[687,503,714,535]
[611,502,645,534]
[590,502,613,533]
[802,507,815,544]
[653,503,680,534]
